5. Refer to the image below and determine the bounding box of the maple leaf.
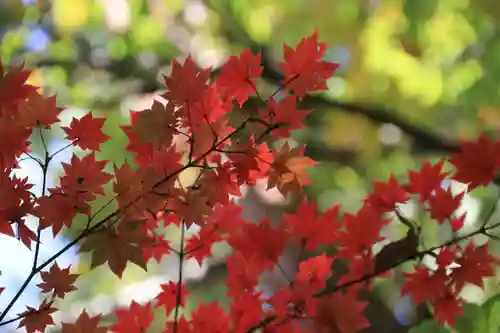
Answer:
[155,281,188,316]
[449,133,500,189]
[37,263,79,298]
[225,253,261,298]
[450,242,499,292]
[167,189,212,228]
[216,48,263,106]
[277,31,340,99]
[60,152,113,202]
[227,218,287,272]
[4,32,498,333]
[401,266,449,304]
[17,94,63,129]
[365,174,411,213]
[185,224,222,265]
[185,85,232,128]
[109,301,154,333]
[143,235,172,263]
[62,112,110,151]
[35,194,81,235]
[432,291,463,327]
[267,142,318,195]
[189,303,231,333]
[190,117,234,157]
[0,117,32,162]
[295,253,334,291]
[61,311,107,333]
[336,205,391,258]
[258,95,310,139]
[131,99,178,147]
[121,123,155,167]
[314,292,370,333]
[406,159,449,203]
[161,55,211,108]
[16,220,36,249]
[0,61,38,110]
[427,187,464,223]
[226,140,272,186]
[146,145,183,175]
[78,222,150,277]
[283,199,340,250]
[195,163,242,205]
[270,286,319,322]
[229,292,265,332]
[0,174,34,238]
[17,299,57,333]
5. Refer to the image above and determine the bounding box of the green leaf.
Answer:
[453,303,488,333]
[408,320,450,333]
[487,299,500,333]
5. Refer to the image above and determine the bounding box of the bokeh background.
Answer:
[2,0,500,332]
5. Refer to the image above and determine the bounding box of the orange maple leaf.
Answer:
[267,142,318,195]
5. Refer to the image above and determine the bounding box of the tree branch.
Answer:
[246,219,500,332]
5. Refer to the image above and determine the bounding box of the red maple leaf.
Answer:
[37,263,79,298]
[34,193,82,235]
[277,31,339,99]
[0,117,32,162]
[17,93,64,129]
[225,253,261,298]
[432,290,463,327]
[226,140,272,186]
[161,56,211,108]
[401,266,449,304]
[109,301,154,333]
[336,205,391,258]
[229,292,265,332]
[228,218,287,272]
[143,235,172,264]
[427,187,464,223]
[62,112,110,151]
[314,292,369,333]
[131,99,178,147]
[0,61,38,110]
[185,224,222,265]
[121,123,155,167]
[59,152,113,202]
[78,222,150,278]
[365,174,411,212]
[258,95,310,139]
[283,199,340,250]
[155,281,188,316]
[189,303,231,333]
[0,173,34,238]
[190,118,234,158]
[295,253,334,291]
[216,48,263,106]
[61,311,107,333]
[449,133,500,189]
[406,159,449,203]
[17,299,57,333]
[450,242,499,292]
[16,220,36,249]
[185,85,232,128]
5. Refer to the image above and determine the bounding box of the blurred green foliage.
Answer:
[2,0,500,331]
